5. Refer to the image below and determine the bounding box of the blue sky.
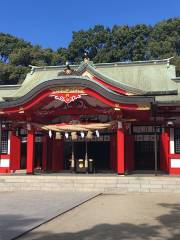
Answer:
[0,0,179,50]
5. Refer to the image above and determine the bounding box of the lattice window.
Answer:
[1,131,8,154]
[174,128,180,154]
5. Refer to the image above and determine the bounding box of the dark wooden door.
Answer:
[88,141,110,171]
[135,141,160,170]
[20,142,27,169]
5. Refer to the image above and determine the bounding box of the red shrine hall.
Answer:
[0,58,180,175]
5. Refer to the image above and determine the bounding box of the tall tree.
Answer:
[0,18,179,84]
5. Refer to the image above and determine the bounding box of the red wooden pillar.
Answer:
[26,130,35,174]
[160,129,169,173]
[10,132,21,171]
[117,128,125,174]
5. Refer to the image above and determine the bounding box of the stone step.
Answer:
[1,175,180,193]
[14,169,26,174]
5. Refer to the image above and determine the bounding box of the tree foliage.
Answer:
[0,18,179,84]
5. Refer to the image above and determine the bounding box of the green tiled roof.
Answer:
[0,59,179,104]
[96,63,176,92]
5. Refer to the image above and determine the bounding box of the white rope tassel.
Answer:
[71,158,75,168]
[85,141,88,169]
[85,157,88,168]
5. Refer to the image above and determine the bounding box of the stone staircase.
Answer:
[1,175,180,193]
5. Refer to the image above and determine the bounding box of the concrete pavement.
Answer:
[0,191,99,240]
[19,193,180,240]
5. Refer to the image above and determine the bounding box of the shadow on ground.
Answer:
[0,214,42,240]
[1,202,180,240]
[18,223,161,240]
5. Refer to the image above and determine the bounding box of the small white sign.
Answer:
[170,128,175,154]
[171,159,180,168]
[0,159,9,167]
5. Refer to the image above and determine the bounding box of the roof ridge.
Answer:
[28,57,174,71]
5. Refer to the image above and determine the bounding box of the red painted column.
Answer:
[26,130,35,174]
[10,132,21,171]
[160,129,169,173]
[42,135,47,172]
[117,128,125,174]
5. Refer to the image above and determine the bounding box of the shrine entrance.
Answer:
[63,133,111,173]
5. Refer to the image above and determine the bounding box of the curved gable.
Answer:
[0,77,154,113]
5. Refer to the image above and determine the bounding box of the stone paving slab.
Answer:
[0,191,99,240]
[18,193,180,240]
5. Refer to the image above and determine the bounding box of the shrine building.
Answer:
[0,58,180,175]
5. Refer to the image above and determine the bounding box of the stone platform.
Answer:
[1,174,180,193]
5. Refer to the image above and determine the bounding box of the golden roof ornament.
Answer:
[58,61,80,76]
[63,61,73,75]
[84,52,90,63]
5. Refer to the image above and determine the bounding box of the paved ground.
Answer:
[0,191,99,240]
[18,193,180,240]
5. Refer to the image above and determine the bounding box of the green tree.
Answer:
[0,18,180,85]
[0,62,28,84]
[148,18,180,59]
[0,33,31,63]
